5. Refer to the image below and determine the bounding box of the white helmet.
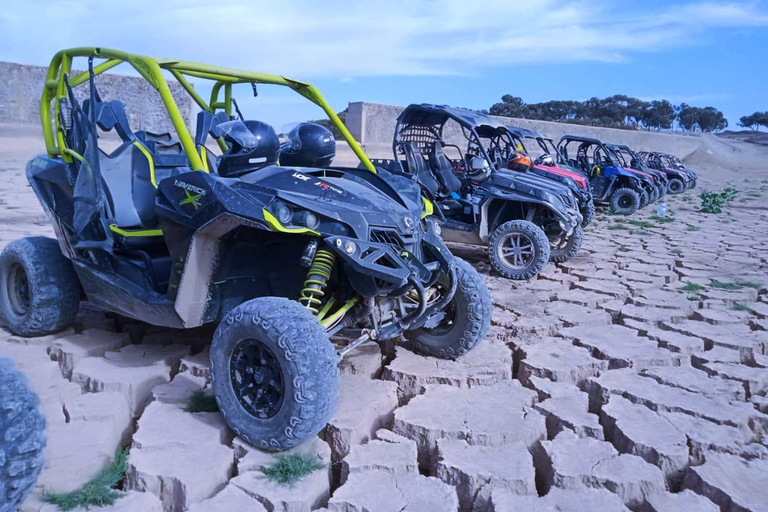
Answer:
[535,154,555,166]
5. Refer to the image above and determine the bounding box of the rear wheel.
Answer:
[0,357,46,511]
[609,188,640,215]
[0,237,81,337]
[580,200,595,227]
[405,258,491,359]
[211,297,339,451]
[667,178,685,194]
[488,220,550,280]
[550,225,584,263]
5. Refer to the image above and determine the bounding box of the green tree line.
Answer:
[488,94,730,132]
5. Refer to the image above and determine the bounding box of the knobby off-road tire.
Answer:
[0,358,46,512]
[211,297,340,451]
[405,258,491,359]
[609,188,641,215]
[667,178,685,194]
[580,200,595,228]
[0,237,81,337]
[639,189,649,209]
[488,220,550,280]
[550,225,584,263]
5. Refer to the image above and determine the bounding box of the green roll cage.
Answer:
[41,47,376,172]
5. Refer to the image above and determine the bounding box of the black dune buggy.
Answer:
[375,104,583,280]
[557,135,655,215]
[499,126,595,227]
[639,152,697,193]
[0,49,491,451]
[606,144,668,202]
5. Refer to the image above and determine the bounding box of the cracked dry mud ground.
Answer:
[2,129,768,512]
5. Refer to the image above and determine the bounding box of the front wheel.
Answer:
[609,188,641,215]
[210,297,340,451]
[639,189,649,208]
[404,258,491,359]
[667,178,685,194]
[488,220,550,280]
[550,225,584,263]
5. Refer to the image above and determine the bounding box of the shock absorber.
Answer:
[299,248,336,314]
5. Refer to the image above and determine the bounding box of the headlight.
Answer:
[343,241,357,255]
[295,211,320,230]
[277,204,293,224]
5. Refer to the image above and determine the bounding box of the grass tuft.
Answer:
[607,223,629,231]
[732,302,757,315]
[184,391,219,413]
[627,220,655,228]
[618,245,629,253]
[680,282,703,293]
[44,449,128,511]
[688,295,703,302]
[736,280,762,290]
[261,453,325,485]
[670,248,683,256]
[649,215,675,223]
[709,279,742,291]
[685,224,701,232]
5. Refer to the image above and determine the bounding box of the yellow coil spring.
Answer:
[299,249,336,314]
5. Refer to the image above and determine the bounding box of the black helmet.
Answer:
[280,123,336,168]
[217,120,280,177]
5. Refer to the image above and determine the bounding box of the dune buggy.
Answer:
[606,144,668,203]
[557,135,655,215]
[500,126,595,227]
[639,152,697,193]
[377,104,582,280]
[0,48,491,451]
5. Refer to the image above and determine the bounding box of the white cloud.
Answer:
[0,0,765,78]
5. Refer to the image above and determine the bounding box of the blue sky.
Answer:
[1,0,766,129]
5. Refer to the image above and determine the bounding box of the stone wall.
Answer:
[346,101,704,160]
[0,61,194,134]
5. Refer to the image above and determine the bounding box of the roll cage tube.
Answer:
[40,47,376,173]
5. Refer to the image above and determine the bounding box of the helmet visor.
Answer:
[218,120,260,149]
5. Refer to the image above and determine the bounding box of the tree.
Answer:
[677,104,699,131]
[642,100,676,130]
[697,107,728,132]
[739,112,768,131]
[739,114,760,131]
[489,95,527,118]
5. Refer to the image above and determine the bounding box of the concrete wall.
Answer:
[346,101,703,160]
[0,61,194,135]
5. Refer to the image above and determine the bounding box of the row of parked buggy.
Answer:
[375,104,699,280]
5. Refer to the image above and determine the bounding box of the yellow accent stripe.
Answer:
[421,197,434,219]
[320,297,358,328]
[262,209,320,236]
[109,225,163,237]
[200,146,210,173]
[133,141,157,188]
